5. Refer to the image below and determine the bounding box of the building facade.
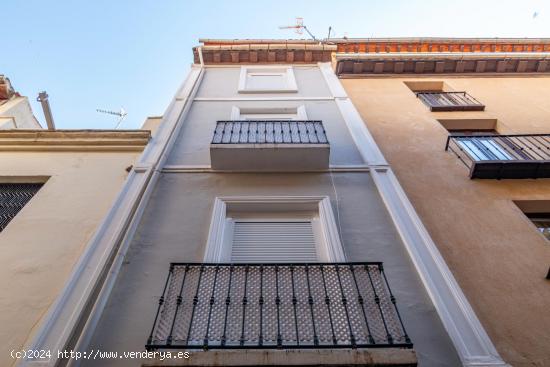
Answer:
[335,38,550,367]
[20,41,522,367]
[0,76,154,367]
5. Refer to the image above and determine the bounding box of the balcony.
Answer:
[417,92,485,111]
[210,120,329,171]
[446,134,550,179]
[146,263,412,351]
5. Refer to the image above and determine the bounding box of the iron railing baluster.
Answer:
[379,264,411,344]
[320,264,337,346]
[349,264,375,344]
[335,264,356,348]
[166,265,189,345]
[275,265,282,348]
[304,264,319,346]
[240,265,249,346]
[258,265,264,347]
[365,264,393,344]
[185,265,205,346]
[221,265,233,347]
[146,264,173,346]
[290,265,300,346]
[203,265,219,349]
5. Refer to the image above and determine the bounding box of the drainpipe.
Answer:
[37,91,56,130]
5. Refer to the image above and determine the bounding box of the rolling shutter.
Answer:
[231,221,318,263]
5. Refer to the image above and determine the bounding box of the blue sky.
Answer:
[3,0,550,129]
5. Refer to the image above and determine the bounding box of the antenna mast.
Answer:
[279,17,317,41]
[96,107,127,129]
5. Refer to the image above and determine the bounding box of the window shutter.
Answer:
[231,221,318,263]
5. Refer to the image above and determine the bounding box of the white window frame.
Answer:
[230,106,308,120]
[204,196,345,263]
[238,66,298,93]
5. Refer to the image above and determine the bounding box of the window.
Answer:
[204,197,345,263]
[526,213,550,241]
[443,122,512,162]
[514,201,550,242]
[0,183,43,231]
[230,106,308,121]
[450,131,512,161]
[238,66,298,93]
[231,220,318,262]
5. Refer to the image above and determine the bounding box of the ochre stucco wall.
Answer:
[342,76,550,367]
[0,151,140,366]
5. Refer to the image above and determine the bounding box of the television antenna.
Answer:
[279,17,317,41]
[96,107,127,129]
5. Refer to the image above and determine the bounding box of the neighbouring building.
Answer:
[0,75,42,129]
[21,40,523,367]
[335,38,550,367]
[0,76,154,367]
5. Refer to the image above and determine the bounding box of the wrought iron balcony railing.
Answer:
[146,263,411,350]
[446,133,550,179]
[212,120,328,144]
[210,120,330,171]
[417,92,485,111]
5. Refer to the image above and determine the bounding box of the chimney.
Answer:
[37,91,56,130]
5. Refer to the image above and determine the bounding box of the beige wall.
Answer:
[0,150,141,366]
[342,76,550,367]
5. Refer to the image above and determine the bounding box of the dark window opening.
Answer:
[525,213,550,241]
[0,183,43,232]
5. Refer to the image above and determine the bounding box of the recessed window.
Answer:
[442,120,512,161]
[204,197,345,263]
[238,67,298,93]
[525,213,550,241]
[404,81,485,111]
[514,201,550,242]
[0,183,43,231]
[231,106,307,121]
[448,129,512,161]
[231,220,318,262]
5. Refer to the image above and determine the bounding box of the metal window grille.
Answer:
[0,183,43,232]
[146,263,412,350]
[417,92,485,111]
[445,134,550,178]
[212,120,328,144]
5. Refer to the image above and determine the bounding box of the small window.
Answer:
[514,201,550,242]
[0,183,43,231]
[443,122,512,162]
[231,106,308,121]
[238,67,298,93]
[525,213,550,241]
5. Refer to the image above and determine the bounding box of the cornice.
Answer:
[0,129,151,151]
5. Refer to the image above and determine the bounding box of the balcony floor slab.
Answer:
[142,348,417,366]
